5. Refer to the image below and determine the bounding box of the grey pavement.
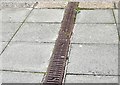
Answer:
[0,6,119,83]
[76,10,115,24]
[72,24,118,44]
[2,23,22,42]
[25,9,64,23]
[1,8,63,83]
[1,42,54,72]
[1,42,7,52]
[2,71,44,83]
[67,44,118,75]
[65,75,118,83]
[2,8,32,22]
[12,23,61,43]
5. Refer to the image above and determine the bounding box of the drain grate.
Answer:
[43,2,79,85]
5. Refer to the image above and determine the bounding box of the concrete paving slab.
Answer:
[67,44,118,75]
[76,10,115,24]
[72,24,118,44]
[2,22,22,33]
[0,71,2,84]
[12,23,60,43]
[0,50,2,70]
[2,23,22,41]
[2,8,32,22]
[0,23,2,33]
[0,10,2,35]
[0,10,1,20]
[65,75,118,83]
[0,42,10,67]
[0,26,1,44]
[2,33,15,42]
[0,42,2,53]
[1,42,54,72]
[0,42,8,53]
[2,71,44,83]
[34,1,67,9]
[26,9,64,22]
[2,42,7,50]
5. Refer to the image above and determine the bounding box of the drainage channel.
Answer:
[43,2,79,85]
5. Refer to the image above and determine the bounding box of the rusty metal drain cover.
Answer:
[43,2,79,85]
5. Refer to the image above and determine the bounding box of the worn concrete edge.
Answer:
[1,1,119,9]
